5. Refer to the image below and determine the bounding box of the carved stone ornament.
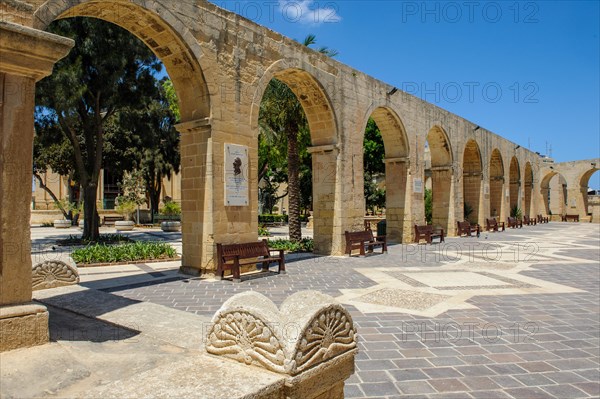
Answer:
[32,259,80,291]
[205,291,357,376]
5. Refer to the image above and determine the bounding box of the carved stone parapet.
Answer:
[206,291,357,398]
[32,259,79,291]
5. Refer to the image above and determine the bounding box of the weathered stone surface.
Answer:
[32,259,79,291]
[0,303,49,351]
[206,291,357,376]
[206,291,357,398]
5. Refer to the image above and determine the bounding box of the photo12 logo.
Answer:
[400,2,540,24]
[400,81,540,104]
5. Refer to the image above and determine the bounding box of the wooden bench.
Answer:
[102,215,124,226]
[523,215,537,226]
[537,214,549,224]
[507,217,523,228]
[216,240,285,282]
[345,230,387,257]
[485,218,505,232]
[414,225,444,244]
[457,221,480,237]
[562,214,579,222]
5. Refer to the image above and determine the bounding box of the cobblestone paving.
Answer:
[106,224,599,398]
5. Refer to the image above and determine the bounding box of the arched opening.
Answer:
[35,1,212,270]
[35,1,210,121]
[523,162,533,216]
[363,107,410,243]
[509,156,521,216]
[254,67,337,254]
[425,126,453,233]
[489,149,504,219]
[579,167,600,219]
[462,140,482,224]
[541,172,567,217]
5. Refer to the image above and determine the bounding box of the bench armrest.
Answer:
[269,248,285,258]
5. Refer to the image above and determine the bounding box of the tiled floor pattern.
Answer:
[96,223,599,398]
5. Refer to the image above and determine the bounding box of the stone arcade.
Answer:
[1,0,598,367]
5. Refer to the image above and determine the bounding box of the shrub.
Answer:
[511,205,523,219]
[258,225,270,237]
[161,200,181,216]
[424,189,433,225]
[259,214,288,224]
[267,238,313,252]
[71,241,177,264]
[116,198,137,221]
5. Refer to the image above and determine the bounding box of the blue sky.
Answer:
[211,0,599,185]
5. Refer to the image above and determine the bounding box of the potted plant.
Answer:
[160,199,181,232]
[53,199,75,229]
[115,197,136,231]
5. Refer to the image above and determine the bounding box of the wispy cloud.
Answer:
[278,0,342,25]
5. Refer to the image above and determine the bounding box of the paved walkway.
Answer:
[9,223,600,398]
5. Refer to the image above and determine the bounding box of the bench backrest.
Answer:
[457,221,471,230]
[345,230,375,242]
[507,217,517,223]
[217,240,270,261]
[486,218,498,227]
[414,225,433,235]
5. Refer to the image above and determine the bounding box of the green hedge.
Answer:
[268,238,313,252]
[259,214,309,223]
[72,242,177,264]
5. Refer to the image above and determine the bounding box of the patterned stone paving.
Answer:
[92,223,599,398]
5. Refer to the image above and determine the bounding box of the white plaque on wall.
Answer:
[224,144,249,206]
[484,183,490,195]
[505,188,510,198]
[413,178,423,194]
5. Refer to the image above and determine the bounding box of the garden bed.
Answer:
[71,241,178,265]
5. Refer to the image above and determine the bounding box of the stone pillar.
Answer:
[309,145,341,255]
[385,158,409,243]
[0,20,74,351]
[177,118,216,275]
[431,166,454,235]
[177,119,257,276]
[206,290,357,399]
[567,186,588,219]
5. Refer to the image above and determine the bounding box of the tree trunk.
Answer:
[148,182,161,222]
[82,183,100,241]
[287,125,302,242]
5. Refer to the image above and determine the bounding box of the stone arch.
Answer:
[462,140,483,224]
[251,61,338,254]
[251,59,338,146]
[34,0,211,122]
[541,171,567,217]
[425,125,453,233]
[509,156,521,214]
[362,106,410,242]
[523,162,533,216]
[578,166,599,217]
[33,0,214,271]
[489,149,504,219]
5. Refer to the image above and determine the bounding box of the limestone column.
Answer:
[0,20,73,351]
[567,186,588,219]
[308,145,340,255]
[177,118,258,276]
[431,166,454,235]
[384,158,409,243]
[176,118,215,275]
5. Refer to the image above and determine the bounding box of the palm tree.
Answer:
[259,35,337,243]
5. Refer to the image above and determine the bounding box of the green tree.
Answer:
[258,35,337,242]
[363,118,386,212]
[425,188,433,225]
[119,79,180,219]
[35,18,162,240]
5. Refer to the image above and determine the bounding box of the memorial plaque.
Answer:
[224,144,249,206]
